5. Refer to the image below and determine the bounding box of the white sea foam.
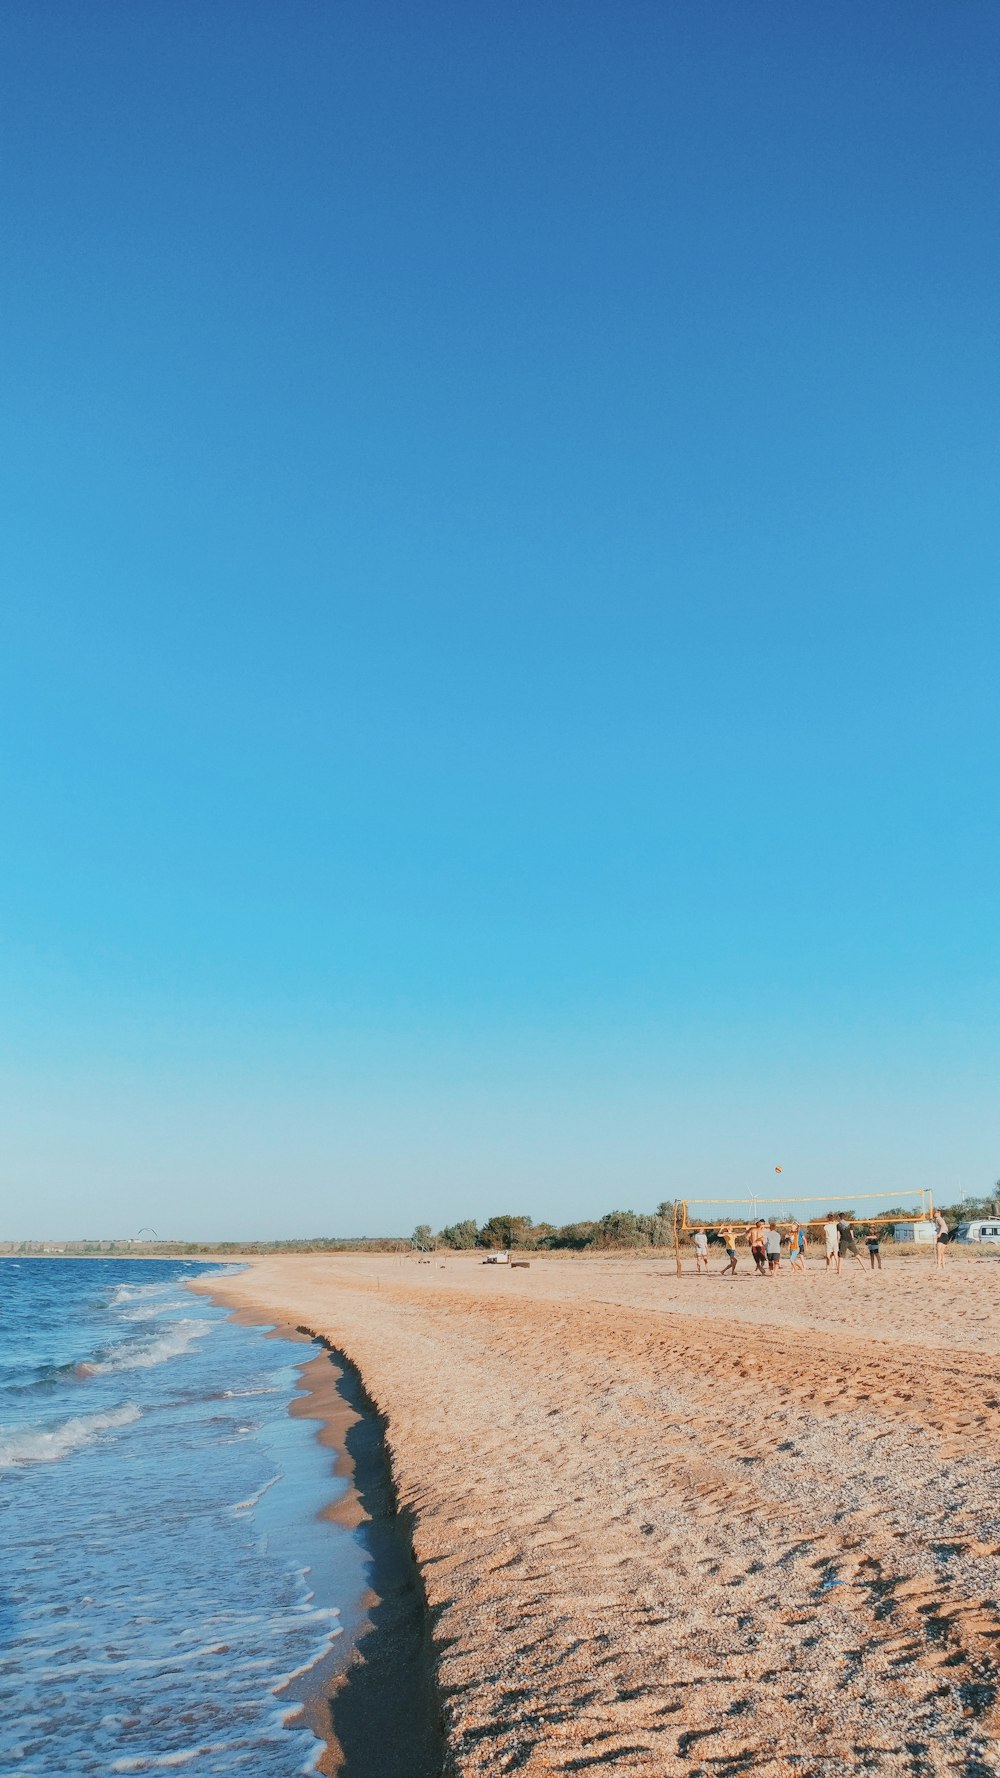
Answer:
[110,1746,244,1770]
[109,1282,168,1305]
[92,1319,213,1373]
[0,1261,343,1778]
[232,1474,281,1513]
[119,1300,190,1321]
[0,1404,141,1468]
[270,1625,343,1691]
[106,1725,323,1774]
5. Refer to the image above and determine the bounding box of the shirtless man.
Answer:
[749,1220,768,1275]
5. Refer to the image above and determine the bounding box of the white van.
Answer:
[952,1221,1000,1244]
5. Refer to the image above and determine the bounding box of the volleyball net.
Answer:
[677,1189,932,1233]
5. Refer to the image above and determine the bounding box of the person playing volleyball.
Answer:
[749,1220,768,1275]
[719,1224,738,1276]
[836,1217,867,1275]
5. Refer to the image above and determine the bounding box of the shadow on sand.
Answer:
[299,1334,449,1778]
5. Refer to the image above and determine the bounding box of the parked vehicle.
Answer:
[893,1220,935,1244]
[952,1220,1000,1244]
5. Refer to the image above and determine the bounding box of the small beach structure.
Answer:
[893,1220,935,1245]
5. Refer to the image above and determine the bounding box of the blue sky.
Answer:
[1,2,997,1238]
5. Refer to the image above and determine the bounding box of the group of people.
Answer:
[691,1208,950,1276]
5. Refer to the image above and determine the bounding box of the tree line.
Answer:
[416,1206,695,1252]
[414,1188,1000,1253]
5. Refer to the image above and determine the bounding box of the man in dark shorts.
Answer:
[865,1230,882,1270]
[719,1224,738,1276]
[765,1221,782,1273]
[836,1218,867,1275]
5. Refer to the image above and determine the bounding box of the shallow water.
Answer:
[0,1258,359,1775]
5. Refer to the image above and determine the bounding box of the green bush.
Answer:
[477,1214,533,1249]
[439,1219,479,1249]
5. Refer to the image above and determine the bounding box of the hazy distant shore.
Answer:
[190,1249,1000,1776]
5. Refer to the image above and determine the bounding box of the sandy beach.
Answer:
[196,1251,1000,1777]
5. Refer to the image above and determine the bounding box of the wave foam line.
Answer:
[89,1320,214,1374]
[0,1404,141,1468]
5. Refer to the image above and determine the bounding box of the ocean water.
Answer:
[0,1259,358,1775]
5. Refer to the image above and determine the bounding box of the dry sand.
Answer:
[194,1250,1000,1777]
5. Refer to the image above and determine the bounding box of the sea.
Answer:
[0,1258,362,1776]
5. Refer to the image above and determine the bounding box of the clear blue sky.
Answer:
[1,2,997,1238]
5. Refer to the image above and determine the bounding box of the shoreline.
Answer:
[192,1282,446,1778]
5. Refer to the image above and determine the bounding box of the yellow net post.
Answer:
[672,1200,683,1277]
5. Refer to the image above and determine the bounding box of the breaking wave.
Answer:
[87,1320,214,1374]
[0,1403,141,1468]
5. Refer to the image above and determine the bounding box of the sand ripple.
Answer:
[197,1252,1000,1776]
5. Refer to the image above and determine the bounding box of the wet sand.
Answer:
[213,1306,444,1778]
[195,1250,1000,1776]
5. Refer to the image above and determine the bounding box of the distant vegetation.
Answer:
[414,1207,676,1252]
[0,1237,415,1257]
[416,1186,1000,1252]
